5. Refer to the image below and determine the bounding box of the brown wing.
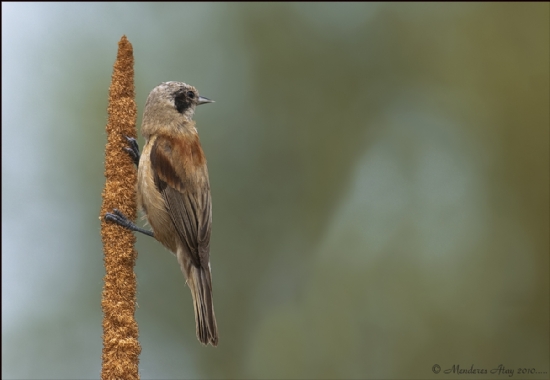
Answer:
[150,134,212,269]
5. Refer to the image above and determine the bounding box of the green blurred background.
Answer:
[2,3,548,379]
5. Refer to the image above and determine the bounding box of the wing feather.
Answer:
[150,134,211,269]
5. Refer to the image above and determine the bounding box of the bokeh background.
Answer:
[2,2,549,379]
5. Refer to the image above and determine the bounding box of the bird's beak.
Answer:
[198,96,214,105]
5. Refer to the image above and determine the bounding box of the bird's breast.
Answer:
[137,136,177,252]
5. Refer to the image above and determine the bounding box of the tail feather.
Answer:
[188,265,218,346]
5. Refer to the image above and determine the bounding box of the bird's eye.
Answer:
[187,91,195,99]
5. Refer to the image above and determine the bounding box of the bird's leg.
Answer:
[105,209,154,237]
[124,136,140,167]
[104,137,150,235]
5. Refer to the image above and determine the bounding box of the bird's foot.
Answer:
[123,136,140,167]
[105,208,154,237]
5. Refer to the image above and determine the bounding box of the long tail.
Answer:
[187,265,218,346]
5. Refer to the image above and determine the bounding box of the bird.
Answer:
[106,81,218,346]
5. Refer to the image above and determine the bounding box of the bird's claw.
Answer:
[105,208,132,228]
[124,136,140,167]
[105,208,155,237]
